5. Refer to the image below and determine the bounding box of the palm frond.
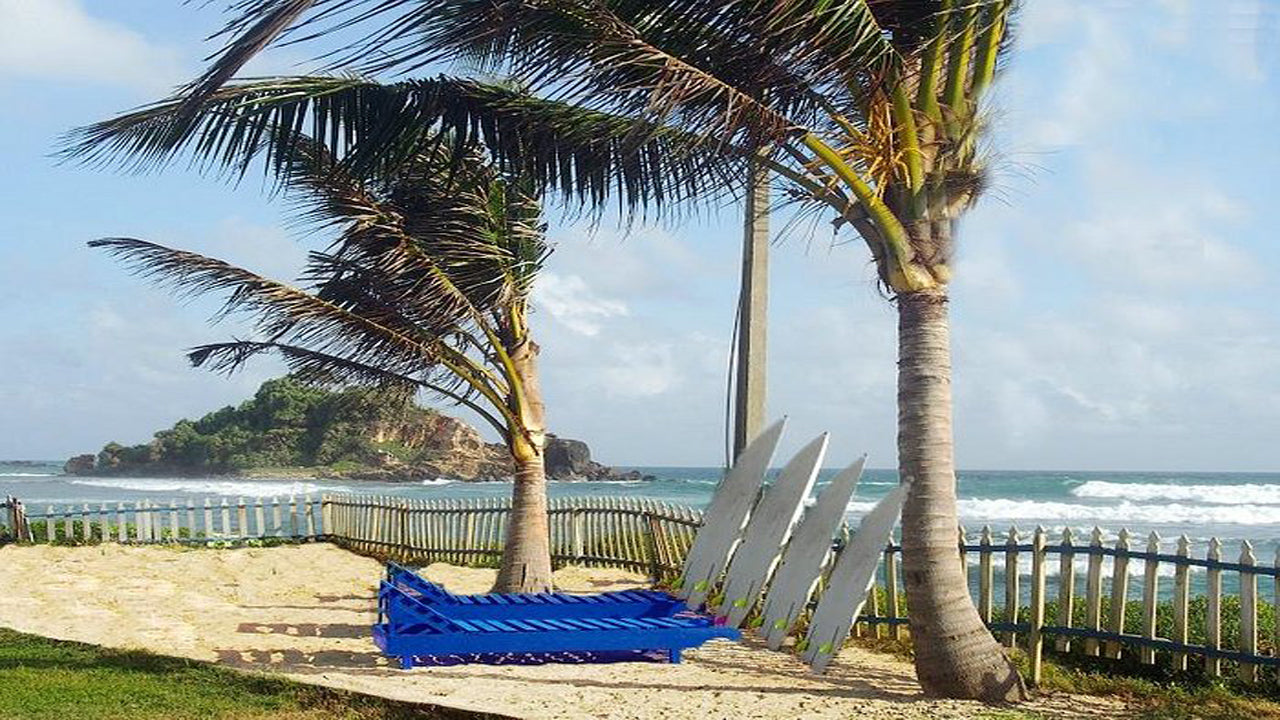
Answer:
[189,339,512,437]
[88,237,447,377]
[62,75,741,216]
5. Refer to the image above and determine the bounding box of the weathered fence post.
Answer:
[979,526,994,624]
[1056,527,1076,652]
[1140,532,1160,664]
[1172,535,1191,671]
[1005,526,1021,647]
[220,498,231,538]
[885,542,901,640]
[272,497,283,538]
[1028,526,1047,686]
[1206,537,1223,677]
[573,505,586,562]
[304,493,316,539]
[644,510,661,580]
[18,499,31,542]
[321,494,332,538]
[1105,529,1131,660]
[1274,546,1279,676]
[398,499,409,561]
[1084,527,1104,656]
[1239,541,1258,683]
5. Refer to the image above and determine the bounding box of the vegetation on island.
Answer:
[79,378,442,476]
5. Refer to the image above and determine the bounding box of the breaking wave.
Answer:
[846,498,1280,526]
[67,477,335,498]
[1071,480,1280,506]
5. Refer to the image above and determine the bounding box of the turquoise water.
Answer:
[5,461,1278,549]
[5,460,1278,599]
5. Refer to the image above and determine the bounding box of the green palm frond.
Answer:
[88,238,447,376]
[84,0,1015,296]
[62,75,739,216]
[89,118,560,439]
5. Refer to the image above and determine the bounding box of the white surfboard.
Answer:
[718,433,828,628]
[759,454,866,649]
[801,483,906,673]
[676,418,786,608]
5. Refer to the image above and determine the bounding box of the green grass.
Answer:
[1035,661,1280,719]
[846,628,1280,719]
[0,628,501,720]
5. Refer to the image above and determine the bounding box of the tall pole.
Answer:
[733,157,769,459]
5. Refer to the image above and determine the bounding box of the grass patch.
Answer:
[0,628,504,720]
[1014,652,1280,720]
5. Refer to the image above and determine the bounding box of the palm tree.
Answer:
[64,0,1026,700]
[91,138,560,593]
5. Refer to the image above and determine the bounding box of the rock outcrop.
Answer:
[63,454,97,476]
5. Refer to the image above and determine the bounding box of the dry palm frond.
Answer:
[91,129,552,438]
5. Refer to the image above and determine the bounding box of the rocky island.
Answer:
[64,377,650,483]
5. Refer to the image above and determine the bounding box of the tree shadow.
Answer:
[237,622,370,639]
[216,647,395,672]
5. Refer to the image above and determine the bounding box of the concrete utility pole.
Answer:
[733,158,769,459]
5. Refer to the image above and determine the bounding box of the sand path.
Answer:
[0,543,1124,719]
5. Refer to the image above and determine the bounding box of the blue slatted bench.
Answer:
[375,581,738,669]
[383,562,689,620]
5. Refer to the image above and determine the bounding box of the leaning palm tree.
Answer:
[92,139,559,593]
[64,0,1026,701]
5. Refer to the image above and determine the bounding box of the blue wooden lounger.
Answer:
[375,581,738,669]
[383,562,688,620]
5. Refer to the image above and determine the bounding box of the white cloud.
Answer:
[0,0,183,92]
[533,272,628,336]
[1064,196,1260,290]
[596,342,681,398]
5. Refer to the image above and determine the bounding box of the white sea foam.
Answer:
[1072,480,1280,505]
[421,478,456,486]
[67,477,335,497]
[0,472,56,477]
[846,498,1280,526]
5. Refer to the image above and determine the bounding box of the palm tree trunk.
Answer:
[492,339,554,593]
[897,289,1027,702]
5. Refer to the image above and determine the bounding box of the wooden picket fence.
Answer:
[322,494,702,577]
[26,495,324,544]
[1,496,30,544]
[11,493,1279,684]
[863,526,1280,685]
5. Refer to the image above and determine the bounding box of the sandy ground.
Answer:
[0,543,1126,719]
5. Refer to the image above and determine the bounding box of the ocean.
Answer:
[5,461,1278,552]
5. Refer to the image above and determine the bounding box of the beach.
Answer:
[0,542,1124,719]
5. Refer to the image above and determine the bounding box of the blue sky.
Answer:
[1,1,1277,470]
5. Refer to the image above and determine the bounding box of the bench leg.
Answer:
[668,649,682,664]
[400,656,415,670]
